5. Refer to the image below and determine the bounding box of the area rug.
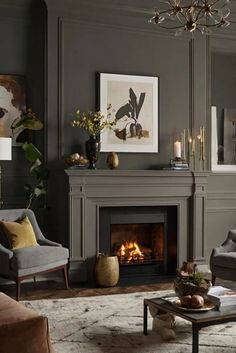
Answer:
[24,290,236,353]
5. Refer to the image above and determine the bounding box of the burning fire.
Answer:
[117,241,145,263]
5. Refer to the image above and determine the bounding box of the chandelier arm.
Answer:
[157,23,186,29]
[158,9,177,16]
[210,0,222,7]
[198,20,225,27]
[195,7,205,20]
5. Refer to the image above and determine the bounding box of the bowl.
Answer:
[174,278,211,298]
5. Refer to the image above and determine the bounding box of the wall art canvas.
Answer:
[0,75,26,144]
[100,73,159,153]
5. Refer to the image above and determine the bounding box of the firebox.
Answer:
[99,206,177,281]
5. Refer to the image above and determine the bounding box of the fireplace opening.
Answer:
[99,206,177,282]
[111,223,165,265]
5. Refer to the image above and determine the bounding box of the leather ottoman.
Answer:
[0,292,55,353]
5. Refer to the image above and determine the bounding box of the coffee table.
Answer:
[143,296,236,353]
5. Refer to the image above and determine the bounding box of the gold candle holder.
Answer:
[197,126,205,161]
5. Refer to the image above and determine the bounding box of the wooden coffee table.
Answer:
[143,296,236,353]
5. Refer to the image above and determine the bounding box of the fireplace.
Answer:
[66,169,208,283]
[99,206,177,281]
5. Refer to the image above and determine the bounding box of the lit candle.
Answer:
[174,140,181,159]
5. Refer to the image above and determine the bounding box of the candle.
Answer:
[174,140,181,159]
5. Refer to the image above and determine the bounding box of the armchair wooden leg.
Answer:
[62,264,69,289]
[33,276,36,283]
[15,278,21,301]
[211,274,216,286]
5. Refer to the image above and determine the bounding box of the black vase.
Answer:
[85,135,100,169]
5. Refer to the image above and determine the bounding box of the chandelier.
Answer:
[149,0,231,35]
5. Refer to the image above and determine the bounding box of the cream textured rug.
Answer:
[24,290,236,353]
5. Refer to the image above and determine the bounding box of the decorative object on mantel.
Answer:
[106,151,119,169]
[149,0,231,36]
[71,106,115,169]
[165,130,189,170]
[95,253,119,287]
[65,153,89,168]
[188,126,206,170]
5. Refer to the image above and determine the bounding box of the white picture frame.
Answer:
[100,73,159,153]
[211,105,236,172]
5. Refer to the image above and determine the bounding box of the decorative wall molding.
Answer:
[207,207,236,213]
[207,192,236,200]
[57,16,191,158]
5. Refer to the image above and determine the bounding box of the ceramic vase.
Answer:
[95,254,119,287]
[85,134,100,169]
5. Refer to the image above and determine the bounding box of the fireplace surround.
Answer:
[65,170,208,282]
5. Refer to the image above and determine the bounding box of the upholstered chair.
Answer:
[0,208,69,300]
[210,229,236,285]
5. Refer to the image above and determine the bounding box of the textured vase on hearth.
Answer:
[85,134,100,169]
[95,254,119,287]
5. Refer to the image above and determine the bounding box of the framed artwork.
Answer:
[0,75,26,144]
[100,73,159,153]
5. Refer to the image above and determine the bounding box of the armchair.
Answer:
[0,209,69,300]
[210,229,236,285]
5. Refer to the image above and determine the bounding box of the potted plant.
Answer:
[11,109,48,209]
[174,261,211,298]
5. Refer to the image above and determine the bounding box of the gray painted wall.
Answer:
[1,0,236,270]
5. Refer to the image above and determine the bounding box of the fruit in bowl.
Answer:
[178,294,205,309]
[65,153,89,167]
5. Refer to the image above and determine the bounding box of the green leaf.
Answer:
[34,186,47,197]
[11,115,43,131]
[22,142,42,163]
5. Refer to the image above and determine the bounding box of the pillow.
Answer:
[0,216,38,250]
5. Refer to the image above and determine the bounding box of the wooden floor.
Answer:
[0,280,173,301]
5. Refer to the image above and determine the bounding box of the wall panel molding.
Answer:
[57,16,191,158]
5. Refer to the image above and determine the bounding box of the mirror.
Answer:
[211,41,236,172]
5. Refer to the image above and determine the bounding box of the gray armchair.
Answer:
[0,209,69,300]
[210,229,236,285]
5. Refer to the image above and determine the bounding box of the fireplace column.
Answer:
[191,172,208,266]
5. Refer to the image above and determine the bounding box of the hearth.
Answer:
[99,206,177,281]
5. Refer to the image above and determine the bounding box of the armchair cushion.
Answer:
[0,216,38,250]
[11,245,69,270]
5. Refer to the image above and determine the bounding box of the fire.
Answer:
[117,241,145,263]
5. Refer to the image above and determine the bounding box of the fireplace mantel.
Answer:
[65,169,208,281]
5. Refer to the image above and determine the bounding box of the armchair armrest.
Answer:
[0,244,13,276]
[211,246,225,257]
[0,244,13,258]
[37,238,62,247]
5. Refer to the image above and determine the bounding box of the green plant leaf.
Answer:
[34,186,47,197]
[22,142,42,163]
[11,115,43,131]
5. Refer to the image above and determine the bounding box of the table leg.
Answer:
[192,324,199,353]
[143,301,148,335]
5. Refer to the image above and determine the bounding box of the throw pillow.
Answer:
[0,216,38,250]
